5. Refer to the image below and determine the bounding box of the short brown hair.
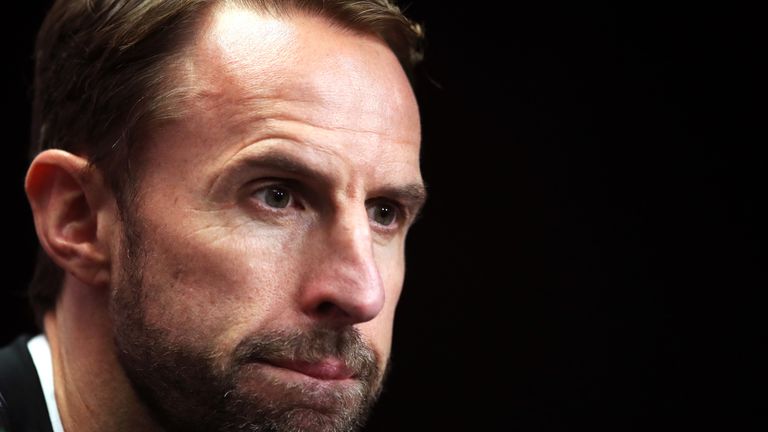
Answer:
[28,0,424,325]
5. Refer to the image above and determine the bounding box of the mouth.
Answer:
[259,357,356,381]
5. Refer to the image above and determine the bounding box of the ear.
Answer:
[25,150,117,289]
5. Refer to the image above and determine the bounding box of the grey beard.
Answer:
[109,210,386,432]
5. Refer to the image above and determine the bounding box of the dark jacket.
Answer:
[0,335,54,432]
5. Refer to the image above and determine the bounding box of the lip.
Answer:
[263,358,355,381]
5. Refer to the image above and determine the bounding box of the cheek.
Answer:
[375,239,406,308]
[135,214,305,345]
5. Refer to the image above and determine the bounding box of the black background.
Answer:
[2,2,764,431]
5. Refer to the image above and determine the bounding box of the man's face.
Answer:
[109,6,423,432]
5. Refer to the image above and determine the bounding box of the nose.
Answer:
[299,209,386,326]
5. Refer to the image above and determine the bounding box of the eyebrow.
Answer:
[234,152,329,183]
[210,150,428,215]
[209,151,331,194]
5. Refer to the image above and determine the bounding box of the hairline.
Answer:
[124,2,413,191]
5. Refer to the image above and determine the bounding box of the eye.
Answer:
[367,201,398,226]
[254,186,292,209]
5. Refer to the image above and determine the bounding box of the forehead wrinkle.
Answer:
[208,84,418,143]
[201,105,420,193]
[254,117,421,188]
[189,87,418,153]
[262,112,416,144]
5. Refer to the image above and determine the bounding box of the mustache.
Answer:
[232,327,379,381]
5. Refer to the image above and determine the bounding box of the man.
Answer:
[0,1,426,431]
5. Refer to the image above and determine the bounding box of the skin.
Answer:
[25,5,424,432]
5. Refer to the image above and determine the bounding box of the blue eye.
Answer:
[368,202,397,226]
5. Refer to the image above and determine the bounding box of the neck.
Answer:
[45,277,163,432]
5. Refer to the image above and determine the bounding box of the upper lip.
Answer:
[262,357,355,381]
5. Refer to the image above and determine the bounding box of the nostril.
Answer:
[316,301,339,317]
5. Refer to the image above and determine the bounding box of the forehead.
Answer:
[130,4,424,192]
[183,5,421,143]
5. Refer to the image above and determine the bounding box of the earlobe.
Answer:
[25,150,115,289]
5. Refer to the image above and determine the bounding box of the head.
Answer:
[25,1,424,431]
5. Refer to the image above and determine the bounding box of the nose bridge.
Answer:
[336,206,374,268]
[301,204,385,325]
